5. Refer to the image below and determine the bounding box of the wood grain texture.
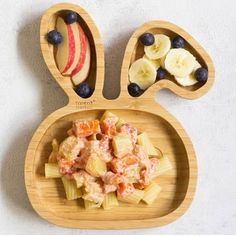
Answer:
[24,3,214,229]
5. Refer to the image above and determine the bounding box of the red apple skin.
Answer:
[62,24,75,73]
[71,62,91,86]
[76,50,91,84]
[55,17,91,84]
[62,22,81,76]
[71,37,91,86]
[56,17,77,73]
[71,24,87,76]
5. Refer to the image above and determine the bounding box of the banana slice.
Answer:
[143,55,160,70]
[175,60,201,86]
[165,48,195,77]
[144,34,171,60]
[160,55,166,69]
[129,58,157,90]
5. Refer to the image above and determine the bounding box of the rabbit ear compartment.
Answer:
[40,3,105,101]
[120,20,215,100]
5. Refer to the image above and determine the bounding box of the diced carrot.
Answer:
[101,117,117,137]
[110,155,138,173]
[133,182,145,190]
[133,167,151,190]
[117,183,135,196]
[72,119,101,137]
[122,155,138,166]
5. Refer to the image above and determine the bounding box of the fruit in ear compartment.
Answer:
[55,17,76,73]
[144,34,171,60]
[47,30,62,45]
[143,55,161,70]
[62,21,85,76]
[55,16,91,83]
[64,11,78,24]
[156,68,167,81]
[71,36,91,86]
[75,82,92,98]
[194,67,208,82]
[165,48,195,77]
[139,33,155,46]
[129,58,156,90]
[128,83,141,97]
[174,60,201,86]
[172,36,185,48]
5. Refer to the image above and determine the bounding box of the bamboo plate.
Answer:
[24,3,215,229]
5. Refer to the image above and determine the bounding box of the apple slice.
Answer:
[71,36,91,86]
[55,17,76,73]
[62,22,86,76]
[71,24,87,77]
[55,17,91,84]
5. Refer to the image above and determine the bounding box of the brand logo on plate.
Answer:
[75,99,96,110]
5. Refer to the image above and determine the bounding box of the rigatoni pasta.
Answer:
[117,189,144,204]
[44,110,172,209]
[48,139,59,163]
[137,132,158,156]
[152,155,172,178]
[45,163,61,178]
[84,200,101,209]
[142,182,162,205]
[61,177,82,200]
[102,192,119,209]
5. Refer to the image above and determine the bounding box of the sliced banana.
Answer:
[143,55,160,70]
[129,58,157,90]
[160,55,166,69]
[165,48,195,77]
[175,60,201,86]
[144,34,171,60]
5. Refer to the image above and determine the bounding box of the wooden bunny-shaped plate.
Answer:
[24,3,214,229]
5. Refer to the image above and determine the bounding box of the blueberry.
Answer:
[156,68,167,80]
[64,11,77,24]
[128,83,141,97]
[194,68,208,82]
[139,33,155,46]
[47,30,62,45]
[172,36,185,48]
[75,83,91,98]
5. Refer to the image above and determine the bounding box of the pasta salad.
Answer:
[45,111,172,209]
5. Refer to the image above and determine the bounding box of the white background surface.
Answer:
[0,0,236,234]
